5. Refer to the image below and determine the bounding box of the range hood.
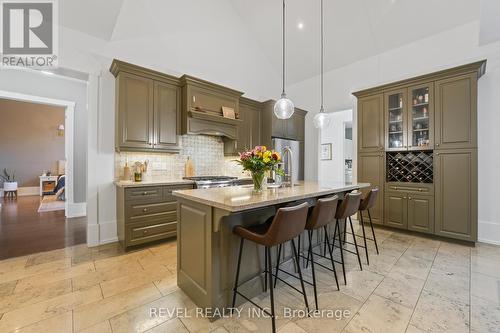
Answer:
[180,75,243,139]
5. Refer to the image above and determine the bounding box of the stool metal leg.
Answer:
[264,246,268,292]
[307,230,318,310]
[291,239,310,313]
[273,244,283,288]
[349,217,363,271]
[266,247,276,333]
[343,219,347,244]
[324,225,340,291]
[368,209,379,254]
[360,213,370,265]
[334,219,347,285]
[231,238,245,311]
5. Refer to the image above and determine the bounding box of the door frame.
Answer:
[0,90,76,217]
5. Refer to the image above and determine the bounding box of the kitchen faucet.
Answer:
[282,146,295,187]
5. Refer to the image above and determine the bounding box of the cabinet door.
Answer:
[435,74,477,150]
[385,89,407,151]
[408,82,433,151]
[407,194,434,234]
[154,81,180,149]
[249,106,262,147]
[117,73,154,149]
[272,116,286,138]
[358,94,384,152]
[384,192,408,229]
[434,149,477,241]
[358,153,384,224]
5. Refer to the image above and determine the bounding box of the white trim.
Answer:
[99,220,118,245]
[478,220,500,245]
[67,202,87,218]
[0,90,84,220]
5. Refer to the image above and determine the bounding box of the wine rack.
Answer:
[386,151,433,183]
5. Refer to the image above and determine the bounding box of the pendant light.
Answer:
[274,0,295,120]
[313,0,330,129]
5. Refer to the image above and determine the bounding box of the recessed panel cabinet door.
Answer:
[384,192,407,229]
[435,74,477,149]
[434,149,477,241]
[154,81,180,149]
[117,73,154,149]
[358,153,384,224]
[407,194,434,234]
[358,94,384,152]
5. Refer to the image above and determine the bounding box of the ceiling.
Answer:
[59,0,481,84]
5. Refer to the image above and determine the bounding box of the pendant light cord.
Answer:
[320,0,324,112]
[282,0,286,95]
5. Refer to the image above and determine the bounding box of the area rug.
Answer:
[38,195,65,213]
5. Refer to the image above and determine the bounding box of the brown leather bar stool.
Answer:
[231,202,310,333]
[332,192,363,283]
[358,189,380,261]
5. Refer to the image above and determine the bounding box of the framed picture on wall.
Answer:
[320,143,332,160]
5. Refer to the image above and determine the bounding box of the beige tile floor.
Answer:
[0,223,499,333]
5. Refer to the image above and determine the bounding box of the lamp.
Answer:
[313,0,331,129]
[57,124,65,137]
[273,0,295,120]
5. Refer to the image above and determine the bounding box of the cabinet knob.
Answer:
[418,188,423,192]
[143,230,148,234]
[408,197,412,200]
[142,192,148,195]
[142,208,148,212]
[435,153,439,156]
[436,143,440,146]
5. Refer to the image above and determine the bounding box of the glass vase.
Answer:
[251,171,266,193]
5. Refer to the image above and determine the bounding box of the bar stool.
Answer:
[332,192,363,282]
[358,189,380,262]
[231,202,310,333]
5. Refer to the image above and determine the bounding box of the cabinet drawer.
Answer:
[126,221,177,246]
[125,187,163,202]
[164,185,193,201]
[127,201,177,218]
[385,183,433,195]
[128,210,177,224]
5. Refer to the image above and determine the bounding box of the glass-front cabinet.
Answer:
[385,90,407,150]
[408,83,433,150]
[384,83,433,151]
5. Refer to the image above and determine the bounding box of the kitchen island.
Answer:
[172,181,369,314]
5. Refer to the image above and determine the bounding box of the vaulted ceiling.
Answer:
[59,0,484,84]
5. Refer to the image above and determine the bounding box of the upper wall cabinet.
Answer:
[358,94,384,153]
[261,100,307,148]
[435,74,477,150]
[111,60,181,152]
[224,97,262,155]
[180,75,243,140]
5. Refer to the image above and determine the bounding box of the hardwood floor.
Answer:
[0,195,86,260]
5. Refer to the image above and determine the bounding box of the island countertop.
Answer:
[172,181,370,212]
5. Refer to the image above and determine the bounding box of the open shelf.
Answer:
[386,150,433,183]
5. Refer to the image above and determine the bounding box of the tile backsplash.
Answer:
[115,135,248,180]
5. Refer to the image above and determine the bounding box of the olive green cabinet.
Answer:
[111,60,181,152]
[407,194,434,234]
[261,100,307,148]
[358,152,384,225]
[435,74,477,150]
[384,192,407,229]
[116,184,194,249]
[358,94,384,153]
[116,72,154,150]
[434,149,477,241]
[224,97,262,155]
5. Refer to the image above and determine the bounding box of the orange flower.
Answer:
[272,152,280,161]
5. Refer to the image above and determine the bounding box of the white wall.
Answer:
[319,110,352,183]
[288,21,500,244]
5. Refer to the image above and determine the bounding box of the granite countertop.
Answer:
[114,178,196,187]
[172,181,370,212]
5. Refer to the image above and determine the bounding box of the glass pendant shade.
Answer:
[273,93,295,119]
[313,110,330,129]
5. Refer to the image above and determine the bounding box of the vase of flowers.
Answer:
[236,146,283,193]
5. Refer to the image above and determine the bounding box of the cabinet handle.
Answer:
[192,95,196,103]
[403,197,407,199]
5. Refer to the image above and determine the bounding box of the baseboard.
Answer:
[67,202,87,218]
[99,220,118,245]
[0,186,39,197]
[478,220,500,245]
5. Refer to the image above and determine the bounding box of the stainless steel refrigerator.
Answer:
[272,138,304,182]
